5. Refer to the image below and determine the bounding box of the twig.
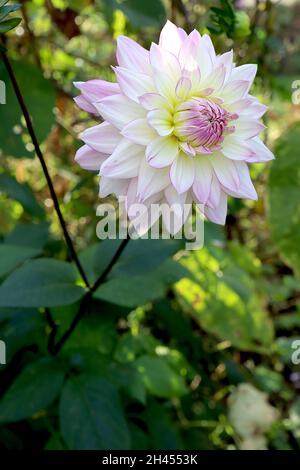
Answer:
[1,51,90,289]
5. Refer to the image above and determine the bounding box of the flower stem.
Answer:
[1,51,90,289]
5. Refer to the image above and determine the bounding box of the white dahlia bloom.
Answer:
[74,21,274,231]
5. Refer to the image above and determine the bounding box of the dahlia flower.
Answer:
[74,21,274,231]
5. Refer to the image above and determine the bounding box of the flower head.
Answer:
[74,21,274,231]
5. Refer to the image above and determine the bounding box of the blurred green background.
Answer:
[0,0,300,451]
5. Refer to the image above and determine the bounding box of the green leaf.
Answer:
[59,375,130,450]
[176,247,274,352]
[93,276,165,308]
[0,244,41,278]
[134,355,187,398]
[0,61,55,158]
[0,17,20,33]
[0,1,9,8]
[0,173,45,218]
[0,358,66,423]
[4,222,50,249]
[103,0,166,28]
[0,258,85,307]
[268,123,300,275]
[0,4,20,22]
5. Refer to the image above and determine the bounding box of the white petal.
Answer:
[147,108,174,136]
[221,136,253,161]
[170,153,195,194]
[215,50,233,83]
[193,156,213,203]
[235,117,265,139]
[121,118,157,145]
[146,136,179,168]
[94,95,146,130]
[205,191,227,225]
[164,186,190,235]
[150,44,182,101]
[75,145,106,171]
[232,161,257,200]
[159,20,187,56]
[201,65,226,93]
[80,122,121,153]
[137,159,169,201]
[219,80,250,103]
[245,137,274,163]
[114,66,155,103]
[230,64,257,86]
[116,35,152,75]
[99,177,129,198]
[100,138,143,178]
[175,76,192,100]
[207,173,221,209]
[211,152,240,191]
[139,92,171,111]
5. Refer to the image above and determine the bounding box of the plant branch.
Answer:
[1,50,90,289]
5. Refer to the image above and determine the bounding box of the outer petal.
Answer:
[80,122,122,153]
[121,118,157,145]
[114,67,155,103]
[193,156,213,203]
[164,186,190,235]
[205,191,228,225]
[94,95,146,130]
[150,44,181,101]
[230,64,257,86]
[245,137,274,163]
[210,152,240,191]
[139,92,171,111]
[219,80,250,103]
[74,95,97,115]
[159,20,187,56]
[75,145,106,171]
[137,159,169,201]
[221,136,253,161]
[146,136,179,168]
[99,176,129,198]
[100,138,143,178]
[231,161,258,200]
[207,173,221,209]
[74,80,120,102]
[170,153,195,194]
[235,118,265,139]
[116,35,152,75]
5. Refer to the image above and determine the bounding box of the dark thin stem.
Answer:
[51,237,130,355]
[1,51,90,289]
[91,238,129,293]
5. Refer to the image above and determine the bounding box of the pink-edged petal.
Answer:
[121,118,157,145]
[80,122,121,153]
[221,136,253,161]
[99,176,129,198]
[211,152,240,191]
[235,117,265,139]
[230,64,257,86]
[239,100,268,119]
[74,95,98,115]
[207,173,221,209]
[170,153,195,194]
[74,80,120,100]
[201,65,226,94]
[159,20,187,57]
[215,50,233,82]
[139,92,171,112]
[193,156,213,204]
[225,98,253,113]
[147,108,174,136]
[219,80,250,103]
[114,66,155,103]
[232,161,258,200]
[175,76,192,100]
[193,33,214,79]
[178,31,201,72]
[245,137,274,163]
[164,185,190,235]
[94,94,146,130]
[146,136,179,168]
[205,191,227,225]
[150,43,181,77]
[100,138,143,178]
[137,159,169,201]
[75,145,106,171]
[116,35,152,75]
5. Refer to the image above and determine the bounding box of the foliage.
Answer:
[0,0,300,452]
